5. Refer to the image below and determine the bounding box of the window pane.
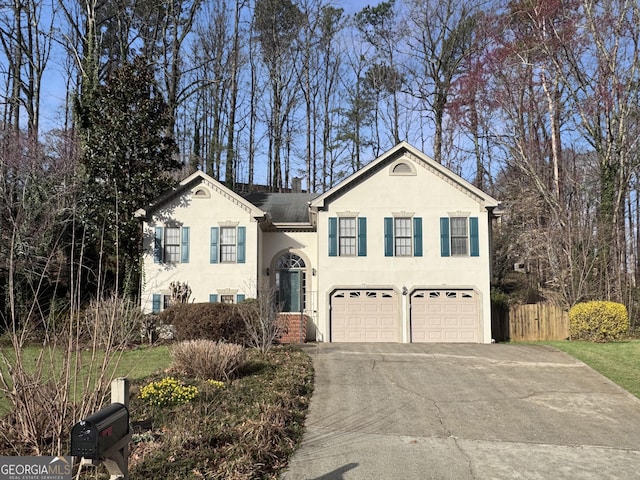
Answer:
[220,227,236,262]
[394,218,412,256]
[450,217,468,255]
[164,227,180,263]
[220,295,234,304]
[339,217,356,256]
[450,217,467,236]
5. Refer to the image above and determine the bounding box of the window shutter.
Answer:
[237,294,246,303]
[209,294,218,303]
[152,294,161,313]
[328,217,337,257]
[210,227,219,264]
[384,217,393,257]
[154,227,163,263]
[358,217,367,256]
[181,227,190,263]
[237,226,246,263]
[440,217,450,257]
[470,217,479,257]
[413,217,423,257]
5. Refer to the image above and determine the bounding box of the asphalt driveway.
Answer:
[282,343,640,480]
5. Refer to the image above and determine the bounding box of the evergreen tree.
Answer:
[76,56,181,295]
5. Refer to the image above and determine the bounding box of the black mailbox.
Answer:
[71,402,129,459]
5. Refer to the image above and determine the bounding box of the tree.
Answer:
[75,57,181,294]
[254,0,304,191]
[355,0,404,147]
[405,0,479,165]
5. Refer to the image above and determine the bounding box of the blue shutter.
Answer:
[237,226,246,263]
[413,217,423,257]
[357,217,367,256]
[210,227,219,264]
[209,294,218,303]
[181,227,190,263]
[440,217,450,257]
[470,217,480,257]
[152,294,161,313]
[237,294,246,303]
[154,227,163,263]
[328,217,337,257]
[384,217,393,257]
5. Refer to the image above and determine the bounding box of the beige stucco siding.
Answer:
[260,230,318,336]
[314,155,493,343]
[140,183,260,312]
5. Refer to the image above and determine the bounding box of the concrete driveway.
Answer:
[282,343,640,480]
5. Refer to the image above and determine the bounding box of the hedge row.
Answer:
[158,302,253,345]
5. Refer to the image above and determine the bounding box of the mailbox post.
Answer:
[71,378,132,480]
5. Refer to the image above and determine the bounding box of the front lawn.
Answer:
[543,340,640,398]
[1,343,314,478]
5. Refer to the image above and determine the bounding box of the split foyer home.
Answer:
[136,142,500,343]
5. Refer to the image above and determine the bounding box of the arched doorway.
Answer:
[275,252,307,312]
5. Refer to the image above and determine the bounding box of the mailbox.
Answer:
[71,402,129,459]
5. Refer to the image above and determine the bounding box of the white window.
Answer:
[450,217,468,255]
[394,218,412,256]
[339,217,357,256]
[220,294,234,304]
[164,227,180,263]
[220,227,237,262]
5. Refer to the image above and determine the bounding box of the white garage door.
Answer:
[411,290,479,343]
[331,290,400,342]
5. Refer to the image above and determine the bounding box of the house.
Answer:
[137,142,500,343]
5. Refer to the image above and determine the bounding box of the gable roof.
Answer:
[310,142,500,211]
[135,170,266,220]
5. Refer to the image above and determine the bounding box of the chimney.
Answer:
[291,177,302,193]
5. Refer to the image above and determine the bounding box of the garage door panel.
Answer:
[331,289,400,342]
[411,289,479,343]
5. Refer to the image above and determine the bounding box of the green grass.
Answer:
[542,340,640,398]
[0,345,171,414]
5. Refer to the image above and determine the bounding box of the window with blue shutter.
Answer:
[328,217,337,257]
[237,227,246,263]
[154,227,163,263]
[236,294,246,303]
[181,227,190,263]
[413,217,423,257]
[470,217,479,257]
[209,294,218,302]
[357,217,367,256]
[384,217,393,256]
[210,227,219,263]
[440,218,450,257]
[152,294,161,313]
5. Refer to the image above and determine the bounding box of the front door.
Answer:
[279,270,302,312]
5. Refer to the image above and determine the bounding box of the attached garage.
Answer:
[330,289,400,342]
[411,289,479,343]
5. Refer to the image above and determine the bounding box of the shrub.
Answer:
[170,339,247,380]
[139,377,199,408]
[159,302,248,344]
[569,301,629,341]
[83,294,144,347]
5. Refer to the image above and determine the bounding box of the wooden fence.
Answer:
[492,302,569,342]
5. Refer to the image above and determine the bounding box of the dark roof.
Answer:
[242,192,318,223]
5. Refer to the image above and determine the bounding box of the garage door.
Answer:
[411,290,479,342]
[331,290,400,342]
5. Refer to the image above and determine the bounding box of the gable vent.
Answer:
[390,161,415,175]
